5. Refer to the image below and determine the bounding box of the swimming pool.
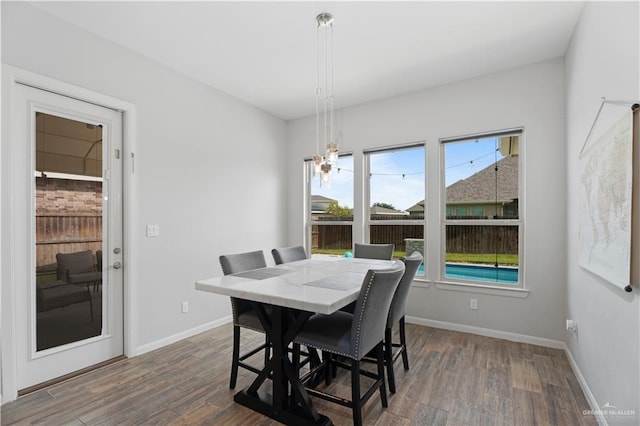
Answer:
[418,263,518,284]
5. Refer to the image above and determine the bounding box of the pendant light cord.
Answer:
[329,23,334,147]
[323,23,329,151]
[315,24,321,156]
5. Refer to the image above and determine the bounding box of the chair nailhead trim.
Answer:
[297,342,352,359]
[353,271,376,359]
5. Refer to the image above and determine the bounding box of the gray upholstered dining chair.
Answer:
[294,261,405,426]
[271,245,307,265]
[219,250,270,389]
[384,251,423,393]
[56,250,102,292]
[340,243,395,315]
[353,243,394,260]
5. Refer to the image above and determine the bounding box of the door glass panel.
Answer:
[35,112,103,351]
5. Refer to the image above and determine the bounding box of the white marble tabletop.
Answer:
[195,257,395,314]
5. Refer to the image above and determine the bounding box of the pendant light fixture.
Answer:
[314,12,337,187]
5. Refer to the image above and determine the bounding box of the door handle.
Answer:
[111,261,122,269]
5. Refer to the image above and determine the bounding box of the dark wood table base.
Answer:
[233,304,333,425]
[234,389,331,426]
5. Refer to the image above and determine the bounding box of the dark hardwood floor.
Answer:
[1,323,596,425]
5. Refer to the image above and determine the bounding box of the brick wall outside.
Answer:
[36,177,102,215]
[35,177,103,269]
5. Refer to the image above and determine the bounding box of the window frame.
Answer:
[304,152,354,257]
[439,128,524,289]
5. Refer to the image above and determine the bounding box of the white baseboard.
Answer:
[134,316,232,356]
[406,316,605,425]
[561,342,607,426]
[406,316,565,348]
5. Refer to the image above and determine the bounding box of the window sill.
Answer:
[411,278,431,288]
[434,280,529,298]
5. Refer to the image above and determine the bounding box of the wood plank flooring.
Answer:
[1,323,597,425]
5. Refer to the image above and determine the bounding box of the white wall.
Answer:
[5,0,636,417]
[565,1,639,422]
[287,59,567,342]
[1,2,287,353]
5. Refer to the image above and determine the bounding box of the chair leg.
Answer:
[322,351,332,385]
[308,348,323,387]
[384,327,396,394]
[264,334,270,366]
[331,354,337,378]
[399,317,409,370]
[87,291,94,322]
[377,342,388,408]
[229,325,241,389]
[309,347,321,369]
[351,359,363,426]
[293,342,301,372]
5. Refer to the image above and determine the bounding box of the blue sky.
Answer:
[445,137,502,186]
[369,148,425,211]
[313,137,502,211]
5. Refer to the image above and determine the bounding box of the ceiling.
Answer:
[31,1,585,121]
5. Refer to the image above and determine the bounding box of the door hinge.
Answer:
[115,149,120,159]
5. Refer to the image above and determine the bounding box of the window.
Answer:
[471,205,484,217]
[365,143,425,276]
[306,154,354,257]
[442,130,522,286]
[454,205,467,217]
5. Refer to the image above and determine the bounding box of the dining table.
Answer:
[195,256,395,426]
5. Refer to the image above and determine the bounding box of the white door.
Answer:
[11,83,124,391]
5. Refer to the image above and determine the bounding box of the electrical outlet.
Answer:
[181,301,189,313]
[470,298,478,310]
[146,224,160,237]
[566,319,577,332]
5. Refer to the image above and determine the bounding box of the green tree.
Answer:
[372,202,396,210]
[326,200,353,217]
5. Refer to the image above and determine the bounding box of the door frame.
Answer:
[1,65,137,403]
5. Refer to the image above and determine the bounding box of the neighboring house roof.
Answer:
[406,201,425,214]
[370,205,409,216]
[311,195,336,213]
[447,155,518,204]
[406,155,519,209]
[311,195,335,203]
[312,195,410,216]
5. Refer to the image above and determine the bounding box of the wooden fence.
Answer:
[312,223,423,252]
[36,214,102,268]
[312,215,425,252]
[312,224,353,250]
[369,224,424,252]
[312,216,517,255]
[446,225,518,254]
